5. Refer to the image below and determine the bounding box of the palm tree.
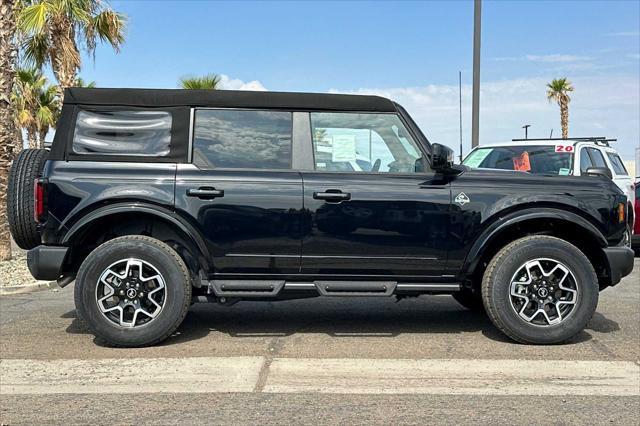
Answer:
[12,67,46,148]
[35,83,60,145]
[546,78,574,139]
[17,0,126,93]
[74,76,96,88]
[12,68,60,149]
[179,74,221,90]
[0,0,20,261]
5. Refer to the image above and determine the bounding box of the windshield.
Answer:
[463,145,574,175]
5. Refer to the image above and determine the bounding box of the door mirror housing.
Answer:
[585,167,613,179]
[431,143,454,172]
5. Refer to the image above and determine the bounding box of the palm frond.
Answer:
[179,74,221,90]
[21,32,51,66]
[17,2,50,34]
[74,77,96,87]
[85,8,126,56]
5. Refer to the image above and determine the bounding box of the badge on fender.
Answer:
[455,192,470,206]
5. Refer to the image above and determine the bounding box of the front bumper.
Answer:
[27,245,68,281]
[603,246,635,286]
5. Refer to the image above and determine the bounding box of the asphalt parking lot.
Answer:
[1,259,638,424]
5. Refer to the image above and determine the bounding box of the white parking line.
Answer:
[1,357,638,396]
[0,357,264,394]
[264,358,640,396]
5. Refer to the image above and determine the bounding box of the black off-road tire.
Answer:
[481,235,599,344]
[74,236,192,347]
[7,148,48,249]
[453,289,485,312]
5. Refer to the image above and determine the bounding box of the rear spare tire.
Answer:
[7,148,48,249]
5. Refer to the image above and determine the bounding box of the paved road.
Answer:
[1,259,639,424]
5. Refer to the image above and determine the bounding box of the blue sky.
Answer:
[73,0,640,164]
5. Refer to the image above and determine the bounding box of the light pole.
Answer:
[471,0,482,148]
[522,124,531,140]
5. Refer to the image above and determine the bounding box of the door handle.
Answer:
[187,187,224,199]
[313,190,351,202]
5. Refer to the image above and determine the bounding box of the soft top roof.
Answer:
[63,87,397,112]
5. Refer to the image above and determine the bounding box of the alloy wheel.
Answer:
[95,258,167,328]
[509,258,578,326]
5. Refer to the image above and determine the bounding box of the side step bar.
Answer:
[314,281,396,297]
[209,280,285,297]
[204,280,461,298]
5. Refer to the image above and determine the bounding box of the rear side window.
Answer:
[606,152,628,175]
[193,109,292,170]
[73,110,172,156]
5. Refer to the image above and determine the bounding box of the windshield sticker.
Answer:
[513,151,531,172]
[331,134,357,162]
[464,148,493,168]
[555,145,574,153]
[558,168,571,176]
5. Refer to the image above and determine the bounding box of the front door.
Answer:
[175,108,303,276]
[300,112,450,278]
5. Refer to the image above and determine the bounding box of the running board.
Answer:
[314,281,396,297]
[204,280,461,298]
[208,280,285,297]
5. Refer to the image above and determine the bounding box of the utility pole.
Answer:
[471,0,482,148]
[522,124,531,140]
[459,71,463,162]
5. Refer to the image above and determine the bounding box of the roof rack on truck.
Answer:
[511,137,617,147]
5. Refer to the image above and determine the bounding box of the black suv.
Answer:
[9,88,634,347]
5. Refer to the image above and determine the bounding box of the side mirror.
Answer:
[585,167,612,179]
[431,143,454,172]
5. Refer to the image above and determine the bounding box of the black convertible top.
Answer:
[63,87,397,112]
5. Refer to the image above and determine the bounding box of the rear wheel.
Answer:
[7,148,48,249]
[74,236,192,347]
[482,235,598,344]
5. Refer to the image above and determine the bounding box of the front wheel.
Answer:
[74,236,192,347]
[482,236,599,344]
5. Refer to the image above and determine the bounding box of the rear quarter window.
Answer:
[606,152,629,176]
[72,110,172,156]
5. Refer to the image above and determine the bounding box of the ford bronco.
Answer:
[8,88,634,347]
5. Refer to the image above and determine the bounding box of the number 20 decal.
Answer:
[555,145,574,152]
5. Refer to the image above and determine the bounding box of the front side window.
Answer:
[587,148,607,168]
[310,112,424,173]
[463,145,573,175]
[193,109,292,170]
[580,148,593,173]
[73,110,172,156]
[606,152,628,175]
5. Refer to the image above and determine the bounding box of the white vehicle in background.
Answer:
[462,137,635,228]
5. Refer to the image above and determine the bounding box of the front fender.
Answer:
[462,207,608,276]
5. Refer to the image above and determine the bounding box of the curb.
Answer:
[0,281,59,296]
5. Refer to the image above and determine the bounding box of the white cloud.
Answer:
[627,53,640,60]
[329,75,640,161]
[605,31,640,37]
[219,74,267,91]
[491,54,592,63]
[524,54,592,63]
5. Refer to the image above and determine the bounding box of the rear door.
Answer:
[299,111,451,278]
[175,109,303,276]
